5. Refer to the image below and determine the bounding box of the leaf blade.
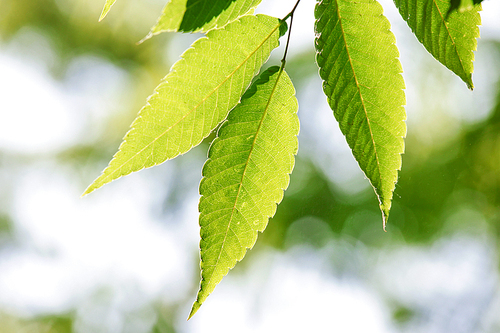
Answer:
[190,66,299,318]
[83,15,284,195]
[99,0,117,21]
[394,0,481,89]
[315,0,406,227]
[149,0,262,36]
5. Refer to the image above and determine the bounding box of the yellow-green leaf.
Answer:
[83,15,285,196]
[146,0,262,39]
[315,0,406,228]
[394,0,481,89]
[190,66,299,318]
[99,0,117,21]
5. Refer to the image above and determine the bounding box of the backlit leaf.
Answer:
[315,0,406,228]
[83,15,285,195]
[394,0,481,89]
[147,0,262,38]
[190,66,299,318]
[99,0,117,21]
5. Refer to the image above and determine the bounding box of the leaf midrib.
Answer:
[334,1,382,190]
[92,18,281,191]
[206,68,285,287]
[430,0,468,80]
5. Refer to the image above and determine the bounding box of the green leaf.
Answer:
[147,0,262,37]
[314,0,406,228]
[99,0,117,22]
[83,15,285,196]
[393,0,481,89]
[190,66,299,318]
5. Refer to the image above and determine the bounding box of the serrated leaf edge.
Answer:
[140,0,260,43]
[189,66,297,319]
[83,16,284,196]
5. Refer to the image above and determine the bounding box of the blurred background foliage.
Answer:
[1,0,500,332]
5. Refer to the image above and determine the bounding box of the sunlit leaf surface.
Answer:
[148,0,262,37]
[99,0,117,21]
[315,0,406,228]
[190,66,299,318]
[84,15,284,195]
[394,0,481,89]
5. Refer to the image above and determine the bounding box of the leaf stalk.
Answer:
[281,0,302,67]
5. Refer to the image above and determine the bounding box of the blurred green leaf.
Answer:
[0,0,168,74]
[0,313,73,333]
[0,215,12,233]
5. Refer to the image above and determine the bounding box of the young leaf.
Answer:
[315,0,406,228]
[190,66,299,318]
[83,15,285,195]
[99,0,117,22]
[393,0,481,89]
[147,0,262,36]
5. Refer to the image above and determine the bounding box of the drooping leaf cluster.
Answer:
[87,0,482,317]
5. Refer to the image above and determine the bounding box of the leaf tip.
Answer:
[81,184,96,197]
[188,302,201,320]
[381,205,390,232]
[98,0,117,22]
[137,32,154,45]
[81,173,109,197]
[467,80,474,91]
[98,8,109,22]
